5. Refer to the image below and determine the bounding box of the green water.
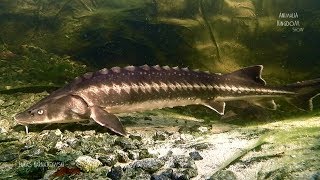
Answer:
[0,0,319,179]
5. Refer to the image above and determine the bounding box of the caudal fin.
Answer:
[285,78,320,111]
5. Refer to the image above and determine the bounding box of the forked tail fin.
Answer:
[285,78,320,111]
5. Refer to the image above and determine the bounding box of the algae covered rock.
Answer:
[107,166,124,180]
[75,155,102,172]
[16,159,48,179]
[98,154,118,167]
[0,148,18,162]
[189,151,203,161]
[128,158,165,173]
[209,170,237,180]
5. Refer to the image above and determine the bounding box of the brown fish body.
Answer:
[15,65,320,135]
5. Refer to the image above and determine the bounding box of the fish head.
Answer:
[15,95,89,125]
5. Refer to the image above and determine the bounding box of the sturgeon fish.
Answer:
[15,65,320,135]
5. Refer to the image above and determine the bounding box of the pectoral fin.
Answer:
[203,101,226,115]
[89,106,126,136]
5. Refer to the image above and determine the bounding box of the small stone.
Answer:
[98,154,117,167]
[151,174,172,180]
[0,127,7,133]
[17,160,48,179]
[54,129,62,136]
[54,150,82,165]
[180,134,193,141]
[191,143,209,150]
[41,130,61,149]
[83,130,96,136]
[0,148,18,162]
[311,172,320,180]
[209,170,237,180]
[151,169,173,180]
[116,150,130,163]
[189,151,203,161]
[197,126,208,133]
[129,158,165,173]
[107,166,123,180]
[66,138,80,148]
[172,168,198,179]
[54,141,69,150]
[153,131,168,141]
[128,150,140,160]
[172,155,197,169]
[183,168,198,178]
[123,168,151,180]
[20,145,34,151]
[21,146,45,159]
[75,155,102,172]
[115,137,137,150]
[144,116,152,121]
[129,134,142,141]
[139,149,153,159]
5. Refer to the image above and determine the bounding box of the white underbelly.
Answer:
[104,98,204,114]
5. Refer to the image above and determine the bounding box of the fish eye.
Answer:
[37,109,44,115]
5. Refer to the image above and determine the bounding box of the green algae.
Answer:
[0,45,88,92]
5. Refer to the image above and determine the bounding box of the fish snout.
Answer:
[14,112,29,125]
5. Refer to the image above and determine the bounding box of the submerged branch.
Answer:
[211,134,268,175]
[199,0,221,62]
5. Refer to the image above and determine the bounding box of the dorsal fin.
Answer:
[225,65,266,85]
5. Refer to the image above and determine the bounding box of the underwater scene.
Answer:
[0,0,319,179]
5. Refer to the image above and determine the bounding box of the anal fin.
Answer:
[203,101,226,115]
[89,106,126,136]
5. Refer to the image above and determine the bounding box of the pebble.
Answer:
[209,170,237,180]
[189,151,203,161]
[98,154,117,167]
[190,143,210,150]
[139,149,153,159]
[151,169,173,180]
[152,174,171,180]
[115,137,138,150]
[172,168,198,179]
[172,155,197,169]
[153,131,168,141]
[0,134,18,142]
[0,127,7,133]
[116,150,130,163]
[54,141,69,150]
[311,172,320,180]
[129,134,142,141]
[54,129,62,136]
[144,116,153,121]
[0,148,18,162]
[75,155,102,172]
[17,160,48,179]
[123,168,151,180]
[66,138,80,148]
[107,166,123,180]
[20,146,45,159]
[128,150,140,160]
[197,126,209,133]
[128,158,165,173]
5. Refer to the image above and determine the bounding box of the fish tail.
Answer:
[284,78,320,111]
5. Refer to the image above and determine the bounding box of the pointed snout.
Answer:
[14,112,29,125]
